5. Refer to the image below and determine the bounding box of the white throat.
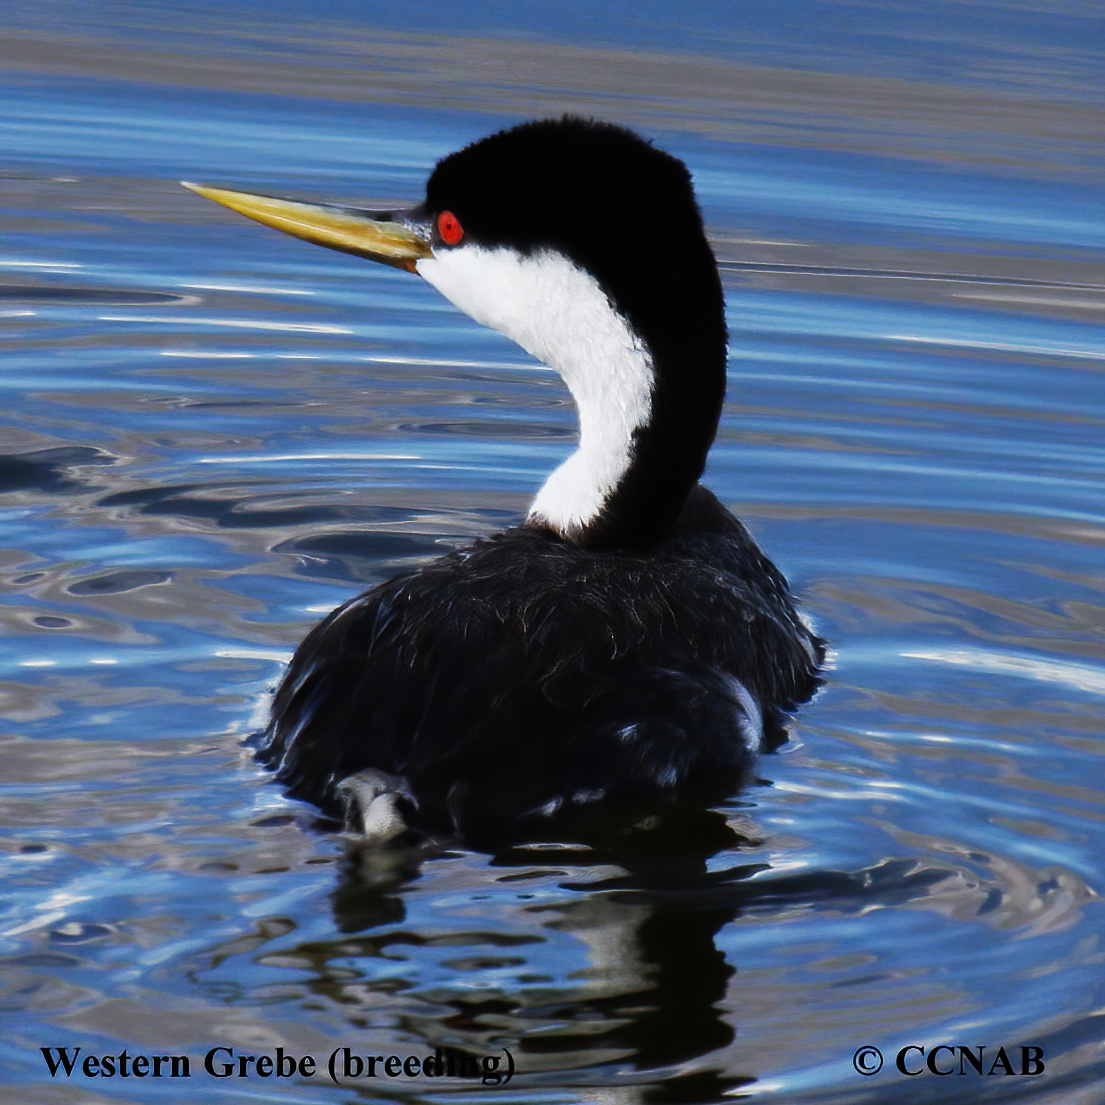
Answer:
[416,246,655,540]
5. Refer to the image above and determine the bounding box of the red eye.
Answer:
[437,210,464,245]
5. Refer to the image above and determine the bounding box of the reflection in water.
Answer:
[323,815,754,1101]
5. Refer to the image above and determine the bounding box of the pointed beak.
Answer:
[181,182,433,273]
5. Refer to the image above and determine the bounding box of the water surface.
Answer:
[2,3,1104,1102]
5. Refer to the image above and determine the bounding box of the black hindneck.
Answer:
[575,338,727,551]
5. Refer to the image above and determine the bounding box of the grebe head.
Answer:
[184,117,728,548]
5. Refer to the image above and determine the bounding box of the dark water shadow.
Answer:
[97,482,345,528]
[67,569,174,595]
[0,446,116,494]
[273,530,450,582]
[0,282,189,305]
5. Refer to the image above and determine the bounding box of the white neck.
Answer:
[416,246,655,540]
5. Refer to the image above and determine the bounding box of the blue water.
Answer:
[2,3,1104,1103]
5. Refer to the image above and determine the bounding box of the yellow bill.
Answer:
[181,182,432,272]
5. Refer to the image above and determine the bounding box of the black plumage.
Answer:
[261,495,822,848]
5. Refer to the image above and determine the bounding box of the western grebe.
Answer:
[185,117,824,848]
